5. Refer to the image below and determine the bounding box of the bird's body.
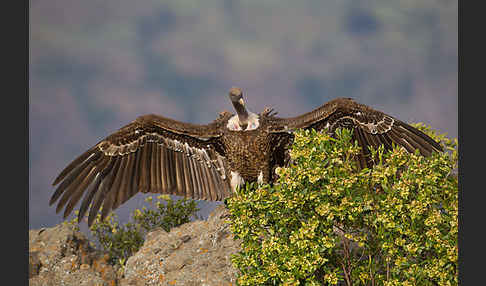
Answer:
[51,87,443,225]
[222,119,291,185]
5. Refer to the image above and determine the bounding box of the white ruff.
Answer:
[226,112,260,131]
[230,171,245,193]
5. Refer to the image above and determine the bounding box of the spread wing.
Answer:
[50,113,231,226]
[266,97,443,169]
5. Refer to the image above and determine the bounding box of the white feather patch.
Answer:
[226,112,260,131]
[230,171,244,193]
[257,171,264,185]
[246,113,260,130]
[226,115,242,131]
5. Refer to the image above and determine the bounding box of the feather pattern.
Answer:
[52,113,232,226]
[52,89,442,226]
[268,97,442,169]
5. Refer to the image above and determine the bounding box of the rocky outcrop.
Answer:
[29,205,241,286]
[29,223,119,286]
[120,205,240,286]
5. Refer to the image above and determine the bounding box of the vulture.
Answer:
[51,87,443,225]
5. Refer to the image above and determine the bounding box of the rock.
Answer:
[120,205,241,286]
[29,251,41,278]
[29,223,119,286]
[29,205,241,286]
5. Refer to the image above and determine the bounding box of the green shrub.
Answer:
[68,195,199,266]
[227,125,457,286]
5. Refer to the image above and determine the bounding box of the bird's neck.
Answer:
[232,101,249,126]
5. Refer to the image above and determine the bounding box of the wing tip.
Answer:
[52,178,61,186]
[48,196,58,206]
[399,121,444,154]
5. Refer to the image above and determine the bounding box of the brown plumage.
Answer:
[51,87,443,225]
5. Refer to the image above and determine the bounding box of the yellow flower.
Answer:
[160,194,171,201]
[316,203,330,216]
[324,272,338,285]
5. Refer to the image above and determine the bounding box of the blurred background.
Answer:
[30,0,457,229]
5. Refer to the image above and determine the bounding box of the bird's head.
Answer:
[229,87,245,107]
